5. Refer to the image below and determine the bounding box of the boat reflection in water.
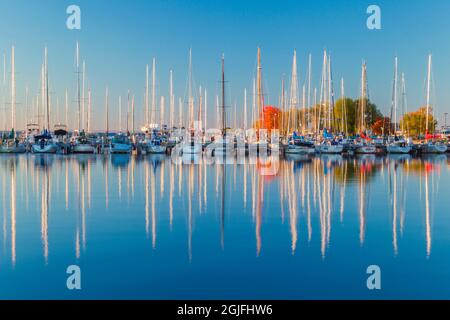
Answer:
[0,154,449,299]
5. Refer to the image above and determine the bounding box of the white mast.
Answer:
[127,90,130,132]
[426,54,432,133]
[244,88,247,131]
[393,56,398,134]
[160,96,165,129]
[252,78,256,130]
[341,78,347,135]
[87,88,91,133]
[257,48,264,129]
[307,54,312,109]
[170,70,174,130]
[131,94,135,133]
[188,49,193,129]
[178,97,183,128]
[302,84,306,133]
[76,41,81,132]
[82,60,86,131]
[2,53,5,131]
[400,73,407,134]
[105,87,109,134]
[145,64,149,126]
[11,46,15,131]
[151,58,156,126]
[360,61,367,133]
[119,96,122,133]
[204,89,207,131]
[44,46,50,130]
[65,89,69,129]
[289,49,298,133]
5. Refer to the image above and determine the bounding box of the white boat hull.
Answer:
[285,145,315,155]
[386,145,411,154]
[355,145,377,154]
[72,144,96,154]
[147,144,167,154]
[32,143,58,154]
[421,144,447,154]
[315,144,343,154]
[110,143,132,154]
[182,144,202,154]
[0,145,26,154]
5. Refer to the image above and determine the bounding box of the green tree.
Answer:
[400,106,437,137]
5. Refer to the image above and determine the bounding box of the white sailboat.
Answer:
[182,49,202,155]
[387,62,411,154]
[0,46,26,154]
[420,54,447,154]
[209,55,235,158]
[32,47,57,154]
[354,61,376,154]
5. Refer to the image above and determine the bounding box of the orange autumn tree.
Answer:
[253,106,281,133]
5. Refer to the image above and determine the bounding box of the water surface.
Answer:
[0,153,449,299]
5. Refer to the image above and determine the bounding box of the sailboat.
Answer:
[387,60,411,154]
[315,52,343,154]
[110,92,132,154]
[354,61,376,154]
[248,47,269,155]
[182,49,202,155]
[209,55,235,157]
[0,46,25,154]
[32,47,58,154]
[284,50,315,155]
[420,54,447,154]
[144,60,167,154]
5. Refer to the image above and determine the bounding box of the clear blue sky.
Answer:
[1,0,450,130]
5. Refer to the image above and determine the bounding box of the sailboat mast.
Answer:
[119,96,122,133]
[257,48,263,129]
[188,49,193,129]
[244,88,247,132]
[76,41,81,132]
[426,54,432,133]
[45,47,50,130]
[87,88,91,133]
[221,54,226,135]
[152,58,156,126]
[393,56,398,134]
[146,64,149,126]
[204,89,207,131]
[170,70,174,130]
[82,60,86,131]
[11,46,15,131]
[401,73,407,134]
[290,50,298,133]
[307,54,312,110]
[65,89,69,129]
[360,62,367,133]
[127,90,130,132]
[105,87,109,134]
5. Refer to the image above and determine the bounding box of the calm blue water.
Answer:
[0,153,449,300]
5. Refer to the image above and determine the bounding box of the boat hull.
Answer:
[421,144,447,154]
[72,144,96,154]
[386,145,412,154]
[354,146,377,154]
[147,144,167,154]
[110,143,132,154]
[0,145,26,154]
[182,144,202,155]
[32,143,58,154]
[285,145,315,155]
[315,144,343,154]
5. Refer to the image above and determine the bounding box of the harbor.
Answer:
[1,0,450,302]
